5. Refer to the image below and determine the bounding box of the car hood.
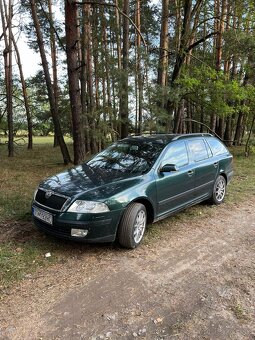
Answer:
[39,163,144,200]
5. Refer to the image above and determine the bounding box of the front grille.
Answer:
[35,188,68,211]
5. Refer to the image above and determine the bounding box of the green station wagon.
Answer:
[32,133,233,248]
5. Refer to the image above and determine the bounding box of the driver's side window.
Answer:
[162,141,189,167]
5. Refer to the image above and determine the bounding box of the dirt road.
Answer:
[0,198,254,340]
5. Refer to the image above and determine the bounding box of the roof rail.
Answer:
[172,133,213,140]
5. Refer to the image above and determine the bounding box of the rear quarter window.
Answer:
[206,138,228,156]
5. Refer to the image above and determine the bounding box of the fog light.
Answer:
[71,229,88,237]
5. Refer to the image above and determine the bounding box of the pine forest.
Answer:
[0,0,255,164]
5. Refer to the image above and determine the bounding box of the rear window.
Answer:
[207,138,228,156]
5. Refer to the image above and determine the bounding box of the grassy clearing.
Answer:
[0,135,73,145]
[0,137,73,221]
[227,147,255,201]
[0,143,254,290]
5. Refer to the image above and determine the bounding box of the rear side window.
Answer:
[188,139,209,162]
[162,141,188,167]
[207,138,228,156]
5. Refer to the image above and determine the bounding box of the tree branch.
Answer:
[38,0,66,52]
[187,31,218,52]
[183,119,223,140]
[191,0,203,19]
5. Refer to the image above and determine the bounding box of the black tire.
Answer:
[118,203,147,249]
[210,175,226,205]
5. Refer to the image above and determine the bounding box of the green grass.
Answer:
[0,135,73,145]
[0,241,53,285]
[0,238,92,290]
[231,302,250,320]
[227,147,255,201]
[0,143,254,291]
[0,137,73,221]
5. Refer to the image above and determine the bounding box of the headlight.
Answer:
[67,200,110,213]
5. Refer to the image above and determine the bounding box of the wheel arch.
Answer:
[219,172,227,184]
[130,197,155,224]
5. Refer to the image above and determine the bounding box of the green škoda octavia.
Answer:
[32,134,233,249]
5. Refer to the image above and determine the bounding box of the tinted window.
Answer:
[207,138,228,156]
[188,139,208,162]
[162,141,188,167]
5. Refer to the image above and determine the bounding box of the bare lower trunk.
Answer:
[234,112,244,146]
[48,0,59,148]
[65,0,86,164]
[1,0,14,156]
[224,115,232,146]
[31,0,71,164]
[12,35,33,149]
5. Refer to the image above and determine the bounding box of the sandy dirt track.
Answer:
[0,198,254,340]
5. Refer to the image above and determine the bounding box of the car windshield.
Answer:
[86,140,165,178]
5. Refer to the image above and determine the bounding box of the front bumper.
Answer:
[32,204,123,243]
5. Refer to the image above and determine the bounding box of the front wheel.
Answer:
[210,175,226,204]
[117,203,147,249]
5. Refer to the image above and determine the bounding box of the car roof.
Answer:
[123,133,213,146]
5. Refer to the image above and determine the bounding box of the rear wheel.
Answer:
[210,175,226,204]
[118,203,147,249]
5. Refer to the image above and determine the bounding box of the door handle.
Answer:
[187,170,194,177]
[213,162,219,168]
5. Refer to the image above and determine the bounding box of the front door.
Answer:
[155,141,195,218]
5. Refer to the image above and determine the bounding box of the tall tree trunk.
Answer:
[157,0,169,88]
[113,0,121,138]
[234,112,244,146]
[216,0,227,139]
[215,0,226,72]
[136,0,143,134]
[173,0,192,132]
[80,5,90,153]
[7,0,13,157]
[119,0,129,138]
[223,0,232,145]
[48,0,59,148]
[0,0,14,157]
[211,0,222,132]
[102,10,112,143]
[115,0,121,71]
[84,4,97,153]
[224,115,232,146]
[233,51,253,146]
[31,0,71,164]
[171,0,192,85]
[93,7,100,111]
[65,0,86,164]
[12,36,33,149]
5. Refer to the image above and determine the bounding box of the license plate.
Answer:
[33,207,53,225]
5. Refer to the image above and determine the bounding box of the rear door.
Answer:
[187,138,218,200]
[155,140,195,218]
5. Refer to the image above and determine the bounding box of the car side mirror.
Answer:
[160,164,179,172]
